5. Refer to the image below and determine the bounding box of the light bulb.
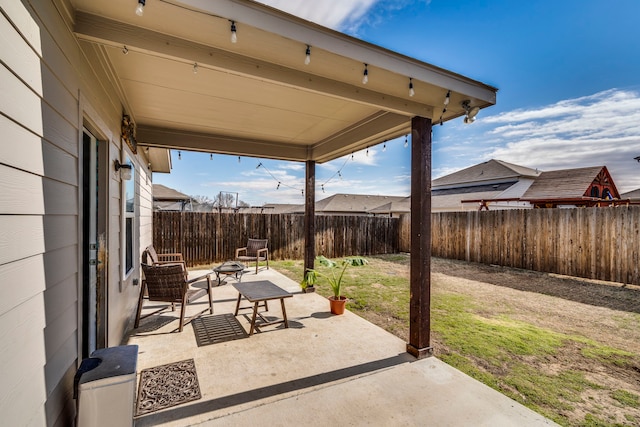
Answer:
[383,143,387,152]
[409,78,415,97]
[404,136,408,148]
[305,46,311,65]
[362,64,368,84]
[135,0,145,16]
[193,63,198,74]
[230,21,237,43]
[444,90,451,106]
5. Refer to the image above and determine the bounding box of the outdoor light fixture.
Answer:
[409,78,415,97]
[135,0,145,16]
[230,21,237,43]
[462,100,480,124]
[114,160,133,180]
[362,64,369,84]
[305,45,311,65]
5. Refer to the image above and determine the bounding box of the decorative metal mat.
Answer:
[192,313,249,346]
[135,359,201,416]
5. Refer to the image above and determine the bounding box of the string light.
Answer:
[178,150,181,160]
[238,156,241,163]
[351,152,355,161]
[135,0,145,16]
[193,62,198,74]
[409,78,415,97]
[439,90,451,125]
[257,162,304,194]
[122,46,129,55]
[404,135,408,148]
[366,147,369,157]
[362,63,369,84]
[230,21,237,43]
[321,184,325,193]
[305,45,311,65]
[210,153,213,160]
[383,141,387,152]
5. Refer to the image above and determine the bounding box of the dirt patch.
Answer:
[355,256,640,427]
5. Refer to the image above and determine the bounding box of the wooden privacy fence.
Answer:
[153,212,399,267]
[399,206,640,285]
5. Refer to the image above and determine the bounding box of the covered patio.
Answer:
[72,0,497,358]
[128,268,555,426]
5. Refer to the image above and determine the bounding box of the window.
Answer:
[590,186,599,198]
[123,155,136,276]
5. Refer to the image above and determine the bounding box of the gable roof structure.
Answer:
[315,193,406,214]
[433,159,540,189]
[153,184,191,201]
[522,166,619,200]
[621,188,640,201]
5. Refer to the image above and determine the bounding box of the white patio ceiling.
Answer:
[70,0,497,164]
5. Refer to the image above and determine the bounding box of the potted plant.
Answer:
[301,255,368,315]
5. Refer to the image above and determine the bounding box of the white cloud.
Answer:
[255,0,378,30]
[452,89,640,193]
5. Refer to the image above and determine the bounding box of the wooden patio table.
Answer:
[233,281,292,336]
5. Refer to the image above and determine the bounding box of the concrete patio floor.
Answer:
[127,267,557,426]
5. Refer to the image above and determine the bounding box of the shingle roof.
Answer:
[621,188,640,200]
[315,194,406,213]
[522,166,605,199]
[367,197,411,214]
[153,184,191,201]
[433,159,540,188]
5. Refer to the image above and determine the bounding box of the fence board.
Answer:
[425,207,640,285]
[153,207,640,285]
[154,212,399,267]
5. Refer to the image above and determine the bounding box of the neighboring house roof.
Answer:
[522,166,619,200]
[315,194,406,214]
[367,197,411,215]
[153,184,191,201]
[241,204,303,214]
[621,189,640,200]
[433,159,540,189]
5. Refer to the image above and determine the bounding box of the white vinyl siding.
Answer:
[0,1,154,425]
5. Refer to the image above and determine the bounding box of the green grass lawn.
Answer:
[271,255,640,427]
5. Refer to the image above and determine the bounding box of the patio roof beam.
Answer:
[136,125,309,161]
[311,111,413,163]
[174,0,497,104]
[74,12,434,118]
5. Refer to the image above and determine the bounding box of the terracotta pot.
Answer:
[329,296,347,315]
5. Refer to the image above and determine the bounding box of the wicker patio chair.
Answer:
[235,238,269,274]
[142,245,187,279]
[135,263,213,332]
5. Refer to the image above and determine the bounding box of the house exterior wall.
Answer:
[1,1,152,425]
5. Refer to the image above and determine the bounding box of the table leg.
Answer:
[249,301,259,336]
[280,298,289,329]
[207,275,214,314]
[234,292,242,316]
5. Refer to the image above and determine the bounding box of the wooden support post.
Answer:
[407,116,433,358]
[303,160,316,292]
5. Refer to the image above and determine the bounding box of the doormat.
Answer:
[135,359,201,417]
[192,313,248,346]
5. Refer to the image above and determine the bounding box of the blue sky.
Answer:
[155,0,640,206]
